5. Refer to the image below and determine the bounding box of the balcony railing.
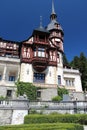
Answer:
[33,40,49,46]
[63,68,80,74]
[32,56,48,63]
[0,56,20,63]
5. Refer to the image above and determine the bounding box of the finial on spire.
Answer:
[52,0,55,14]
[40,16,43,28]
[50,0,57,21]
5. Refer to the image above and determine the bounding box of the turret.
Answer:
[47,0,64,53]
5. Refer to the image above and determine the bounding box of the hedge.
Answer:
[24,114,87,125]
[0,123,83,130]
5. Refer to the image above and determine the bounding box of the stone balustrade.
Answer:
[29,101,87,114]
[0,99,29,110]
[63,68,80,74]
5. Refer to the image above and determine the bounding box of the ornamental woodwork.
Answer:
[0,40,19,58]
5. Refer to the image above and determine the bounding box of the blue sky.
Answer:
[0,0,87,61]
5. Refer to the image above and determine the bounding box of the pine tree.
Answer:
[70,52,87,91]
[63,53,69,66]
[70,56,80,69]
[79,53,87,91]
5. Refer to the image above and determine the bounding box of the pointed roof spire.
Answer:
[50,0,57,21]
[52,0,55,14]
[40,16,43,28]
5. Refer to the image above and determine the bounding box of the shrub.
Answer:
[52,95,62,101]
[0,96,6,100]
[0,123,84,130]
[24,114,87,125]
[58,87,69,99]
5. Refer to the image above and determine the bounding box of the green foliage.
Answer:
[0,123,83,130]
[70,56,80,69]
[70,52,87,91]
[24,114,87,125]
[29,108,39,114]
[0,96,6,100]
[58,87,69,99]
[52,87,68,101]
[63,53,69,66]
[52,95,62,102]
[16,80,37,101]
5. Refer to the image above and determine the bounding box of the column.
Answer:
[2,65,7,81]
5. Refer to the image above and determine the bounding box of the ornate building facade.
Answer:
[0,1,82,101]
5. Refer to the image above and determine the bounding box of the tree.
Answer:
[79,53,87,91]
[63,53,69,66]
[70,56,80,69]
[70,52,87,91]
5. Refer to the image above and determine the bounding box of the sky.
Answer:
[0,0,87,61]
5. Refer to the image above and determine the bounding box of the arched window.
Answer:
[58,75,61,85]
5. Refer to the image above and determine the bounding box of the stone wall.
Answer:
[0,100,87,125]
[40,88,57,101]
[0,99,29,125]
[29,101,87,114]
[0,110,12,125]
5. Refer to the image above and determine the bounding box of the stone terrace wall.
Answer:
[0,99,29,125]
[29,101,87,114]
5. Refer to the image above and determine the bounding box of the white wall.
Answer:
[11,110,28,125]
[20,63,33,83]
[63,71,82,92]
[57,52,64,86]
[45,66,57,84]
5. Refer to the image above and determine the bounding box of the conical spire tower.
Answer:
[50,0,57,21]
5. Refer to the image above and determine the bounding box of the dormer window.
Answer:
[39,35,45,42]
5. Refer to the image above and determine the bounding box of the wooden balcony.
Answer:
[32,57,48,72]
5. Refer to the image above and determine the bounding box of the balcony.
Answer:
[32,57,48,72]
[0,56,20,63]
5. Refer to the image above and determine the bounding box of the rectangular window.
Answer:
[6,53,12,58]
[0,75,2,80]
[37,91,41,98]
[39,35,45,42]
[34,48,36,57]
[9,76,15,81]
[6,90,12,97]
[38,48,45,57]
[33,73,45,83]
[58,75,61,85]
[65,79,74,87]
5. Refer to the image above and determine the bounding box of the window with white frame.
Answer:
[33,73,45,83]
[38,48,45,57]
[9,76,15,81]
[65,78,75,87]
[8,72,16,82]
[58,75,61,85]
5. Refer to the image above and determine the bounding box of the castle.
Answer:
[0,0,82,101]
